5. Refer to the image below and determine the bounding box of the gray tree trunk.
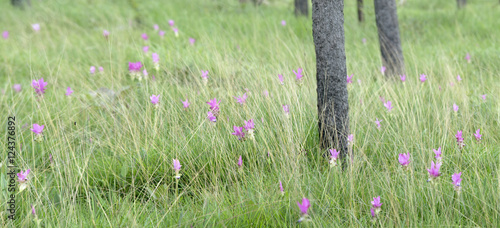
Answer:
[295,0,308,17]
[357,0,364,22]
[312,0,350,165]
[374,0,405,77]
[457,0,466,8]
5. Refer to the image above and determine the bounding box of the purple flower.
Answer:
[481,94,486,100]
[141,33,148,40]
[2,31,8,39]
[182,99,190,109]
[31,78,48,95]
[201,70,209,79]
[465,53,471,63]
[400,74,406,82]
[427,161,441,178]
[17,169,30,183]
[143,69,148,78]
[283,105,289,115]
[154,24,159,30]
[152,53,159,63]
[433,147,442,160]
[150,94,160,105]
[128,62,143,72]
[281,20,286,26]
[234,93,247,105]
[13,84,21,92]
[348,134,354,145]
[103,30,109,38]
[329,149,339,159]
[293,68,304,83]
[380,66,386,75]
[189,38,195,45]
[207,98,220,113]
[297,198,310,215]
[347,74,353,84]
[244,119,255,131]
[143,46,149,53]
[279,181,284,194]
[278,74,284,85]
[398,153,410,167]
[457,75,462,82]
[370,208,375,218]
[453,103,459,112]
[420,74,427,83]
[172,27,179,36]
[231,126,245,140]
[207,111,217,122]
[384,101,393,111]
[32,24,40,32]
[90,66,96,74]
[371,196,382,208]
[173,159,181,171]
[237,156,243,167]
[65,87,73,96]
[452,172,462,187]
[99,66,104,72]
[168,20,175,27]
[455,130,464,144]
[159,30,165,37]
[31,205,36,216]
[375,118,382,130]
[474,129,482,141]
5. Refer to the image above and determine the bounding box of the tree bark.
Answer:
[457,0,467,8]
[295,0,309,17]
[357,0,364,23]
[374,0,405,77]
[312,0,350,164]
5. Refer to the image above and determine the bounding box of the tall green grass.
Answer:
[1,0,499,226]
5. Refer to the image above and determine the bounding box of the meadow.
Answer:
[1,0,500,227]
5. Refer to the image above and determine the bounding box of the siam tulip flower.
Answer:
[13,84,21,92]
[474,129,481,141]
[153,24,159,30]
[31,205,36,216]
[457,75,462,82]
[398,152,410,167]
[17,169,30,183]
[427,161,441,181]
[433,147,442,160]
[383,101,393,112]
[370,208,376,218]
[283,105,289,117]
[263,90,269,97]
[207,111,217,122]
[370,196,382,218]
[189,38,195,45]
[142,69,148,79]
[173,159,181,179]
[65,87,73,96]
[90,66,96,74]
[278,74,284,85]
[362,38,367,44]
[281,20,286,26]
[452,172,462,193]
[348,134,354,145]
[379,96,385,103]
[237,156,243,168]
[150,94,160,108]
[168,20,175,27]
[103,30,109,38]
[279,181,284,195]
[201,70,209,85]
[141,33,148,40]
[244,119,255,140]
[207,98,220,114]
[455,130,464,149]
[49,154,53,163]
[465,53,471,63]
[152,53,160,71]
[98,66,104,72]
[32,24,40,32]
[234,93,247,105]
[293,68,304,84]
[420,74,427,83]
[346,74,353,84]
[380,66,386,75]
[2,31,8,39]
[182,99,190,109]
[453,103,459,113]
[158,30,165,37]
[481,94,486,101]
[329,148,340,167]
[172,27,179,37]
[357,79,362,85]
[31,78,48,96]
[400,74,406,82]
[297,198,311,222]
[374,118,382,130]
[143,46,149,53]
[128,61,143,80]
[231,126,245,141]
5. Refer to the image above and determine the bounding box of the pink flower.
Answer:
[293,68,304,83]
[31,78,48,95]
[154,24,159,30]
[279,181,284,194]
[457,75,462,82]
[263,90,269,97]
[348,134,354,145]
[90,66,96,74]
[420,74,427,83]
[99,66,104,72]
[237,156,243,167]
[398,152,410,167]
[13,84,21,92]
[329,149,339,160]
[278,74,284,85]
[182,99,190,109]
[384,101,393,111]
[31,205,36,216]
[201,70,209,79]
[128,62,143,73]
[173,159,181,171]
[159,30,165,37]
[455,130,464,144]
[465,53,471,63]
[427,161,441,178]
[172,27,179,36]
[141,33,148,40]
[380,66,386,75]
[481,94,486,100]
[32,24,40,32]
[143,46,149,53]
[234,93,247,105]
[433,147,442,160]
[371,196,382,208]
[370,208,376,218]
[281,20,286,26]
[143,69,148,78]
[297,198,310,215]
[168,20,175,27]
[2,31,8,39]
[17,169,30,183]
[103,30,109,38]
[362,38,367,44]
[346,74,353,84]
[452,172,462,187]
[375,118,382,130]
[474,129,481,141]
[150,94,160,105]
[31,124,44,135]
[65,87,73,96]
[189,38,195,45]
[283,105,289,115]
[152,53,159,63]
[453,103,459,112]
[207,98,220,113]
[244,119,255,131]
[231,126,245,140]
[207,111,217,122]
[400,74,406,82]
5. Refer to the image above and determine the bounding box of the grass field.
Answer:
[1,0,500,227]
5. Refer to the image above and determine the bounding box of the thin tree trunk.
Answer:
[357,0,364,23]
[295,0,309,17]
[457,0,467,8]
[312,0,350,165]
[374,0,405,77]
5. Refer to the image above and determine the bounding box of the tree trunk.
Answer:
[295,0,309,17]
[312,0,350,165]
[357,0,364,22]
[374,0,405,77]
[457,0,467,8]
[11,0,30,9]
